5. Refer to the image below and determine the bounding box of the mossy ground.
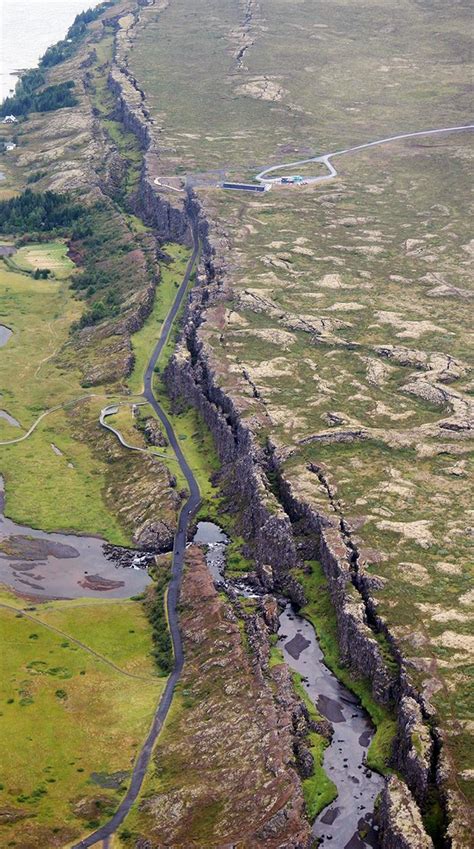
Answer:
[291,671,338,818]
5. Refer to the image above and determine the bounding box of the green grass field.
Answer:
[0,587,163,848]
[0,261,131,540]
[11,241,76,279]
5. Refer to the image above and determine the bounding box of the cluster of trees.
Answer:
[0,189,83,234]
[70,267,114,296]
[0,78,77,118]
[40,2,114,68]
[145,569,173,674]
[1,190,125,331]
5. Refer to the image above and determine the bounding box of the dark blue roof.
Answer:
[222,182,266,192]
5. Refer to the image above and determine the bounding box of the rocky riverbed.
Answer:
[194,520,385,847]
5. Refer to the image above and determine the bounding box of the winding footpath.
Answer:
[99,402,175,462]
[72,218,201,849]
[0,394,107,446]
[255,123,474,184]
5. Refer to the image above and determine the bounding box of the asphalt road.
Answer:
[255,123,474,184]
[72,216,201,849]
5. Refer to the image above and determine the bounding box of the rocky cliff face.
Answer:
[378,777,434,849]
[103,5,454,846]
[393,696,433,806]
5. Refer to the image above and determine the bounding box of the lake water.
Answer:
[1,0,95,102]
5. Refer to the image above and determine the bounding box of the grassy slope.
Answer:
[0,261,129,540]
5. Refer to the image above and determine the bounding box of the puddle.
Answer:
[0,409,21,427]
[0,325,13,347]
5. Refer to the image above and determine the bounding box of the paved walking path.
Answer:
[255,124,474,184]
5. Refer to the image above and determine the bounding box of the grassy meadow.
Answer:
[0,587,163,848]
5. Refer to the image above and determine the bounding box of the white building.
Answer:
[2,115,18,124]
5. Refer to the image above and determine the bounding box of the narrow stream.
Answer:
[194,520,384,848]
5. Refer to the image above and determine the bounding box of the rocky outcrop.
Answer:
[320,526,398,705]
[142,417,168,447]
[131,548,313,848]
[393,696,433,806]
[378,777,434,849]
[133,519,175,552]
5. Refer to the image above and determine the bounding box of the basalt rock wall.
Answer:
[103,5,452,845]
[378,777,434,849]
[162,193,446,849]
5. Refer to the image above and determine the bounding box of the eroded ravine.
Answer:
[195,520,385,849]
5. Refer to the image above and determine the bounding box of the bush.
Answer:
[144,564,173,674]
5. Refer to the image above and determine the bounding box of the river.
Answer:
[194,520,384,848]
[1,0,96,102]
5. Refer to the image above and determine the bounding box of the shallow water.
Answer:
[0,326,13,348]
[193,520,228,582]
[278,607,383,847]
[195,520,384,847]
[0,410,20,427]
[0,481,151,599]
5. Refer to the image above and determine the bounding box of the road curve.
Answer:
[99,402,175,462]
[255,123,474,184]
[72,214,201,849]
[0,393,106,446]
